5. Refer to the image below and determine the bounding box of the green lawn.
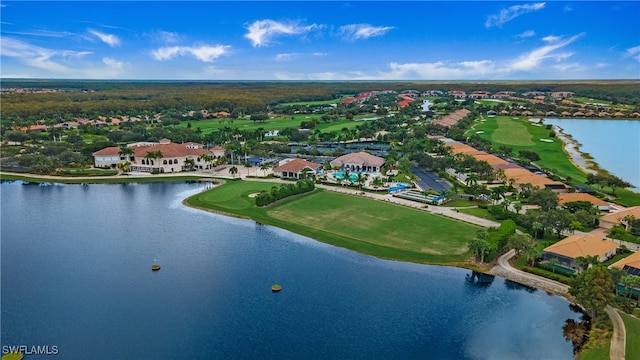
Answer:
[178,114,373,134]
[186,180,481,265]
[277,96,352,106]
[468,116,589,184]
[467,115,640,205]
[621,312,640,359]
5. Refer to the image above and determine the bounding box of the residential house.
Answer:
[541,234,617,272]
[599,206,640,230]
[557,192,612,212]
[502,167,567,193]
[447,90,466,98]
[272,158,321,179]
[552,91,575,99]
[330,152,385,172]
[609,251,640,276]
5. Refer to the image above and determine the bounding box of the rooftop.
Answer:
[543,234,617,259]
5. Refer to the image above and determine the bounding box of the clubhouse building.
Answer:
[93,139,219,173]
[330,152,385,172]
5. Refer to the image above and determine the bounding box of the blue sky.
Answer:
[1,1,639,80]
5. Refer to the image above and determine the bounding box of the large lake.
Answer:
[1,181,581,359]
[544,118,640,190]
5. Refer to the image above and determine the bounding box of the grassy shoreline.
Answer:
[184,180,485,269]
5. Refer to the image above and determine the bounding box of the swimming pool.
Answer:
[333,172,358,182]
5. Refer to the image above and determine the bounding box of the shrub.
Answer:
[255,179,315,207]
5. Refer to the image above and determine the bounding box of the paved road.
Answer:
[606,306,626,360]
[490,250,626,360]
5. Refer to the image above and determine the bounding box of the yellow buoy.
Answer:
[151,264,161,271]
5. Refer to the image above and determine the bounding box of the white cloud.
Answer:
[517,30,536,38]
[155,31,182,44]
[88,29,121,47]
[383,60,497,80]
[275,53,297,62]
[275,52,327,62]
[508,33,583,71]
[0,37,128,78]
[486,2,546,28]
[103,57,125,71]
[625,45,640,62]
[1,37,91,73]
[152,44,230,62]
[338,24,394,41]
[5,29,74,38]
[244,19,319,47]
[275,60,497,81]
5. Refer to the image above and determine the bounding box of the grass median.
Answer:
[186,180,481,265]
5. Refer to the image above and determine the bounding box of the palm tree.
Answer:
[260,162,270,177]
[244,162,252,176]
[569,220,582,234]
[465,173,479,187]
[622,215,636,231]
[240,142,251,163]
[531,221,543,239]
[355,172,369,190]
[184,157,196,170]
[118,146,134,161]
[468,238,489,263]
[201,154,214,169]
[548,257,560,273]
[513,202,523,214]
[371,176,383,189]
[229,166,238,178]
[116,161,131,173]
[224,142,238,165]
[144,150,161,169]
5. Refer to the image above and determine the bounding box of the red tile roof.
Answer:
[543,234,617,259]
[273,158,321,173]
[92,146,122,156]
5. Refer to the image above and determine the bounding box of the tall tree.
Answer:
[568,265,614,320]
[229,166,238,178]
[528,188,559,211]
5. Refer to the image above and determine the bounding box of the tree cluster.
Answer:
[255,179,315,207]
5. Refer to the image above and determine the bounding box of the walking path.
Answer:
[490,250,626,360]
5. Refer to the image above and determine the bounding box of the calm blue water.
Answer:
[544,118,640,190]
[1,182,581,359]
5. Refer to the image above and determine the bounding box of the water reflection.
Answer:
[465,270,495,287]
[504,279,538,293]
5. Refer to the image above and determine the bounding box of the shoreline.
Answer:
[551,125,600,176]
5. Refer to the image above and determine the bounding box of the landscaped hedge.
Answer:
[523,266,572,284]
[255,179,315,207]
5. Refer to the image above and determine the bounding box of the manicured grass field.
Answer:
[186,180,480,264]
[621,312,640,359]
[277,96,353,106]
[491,117,535,146]
[177,114,370,134]
[468,116,588,184]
